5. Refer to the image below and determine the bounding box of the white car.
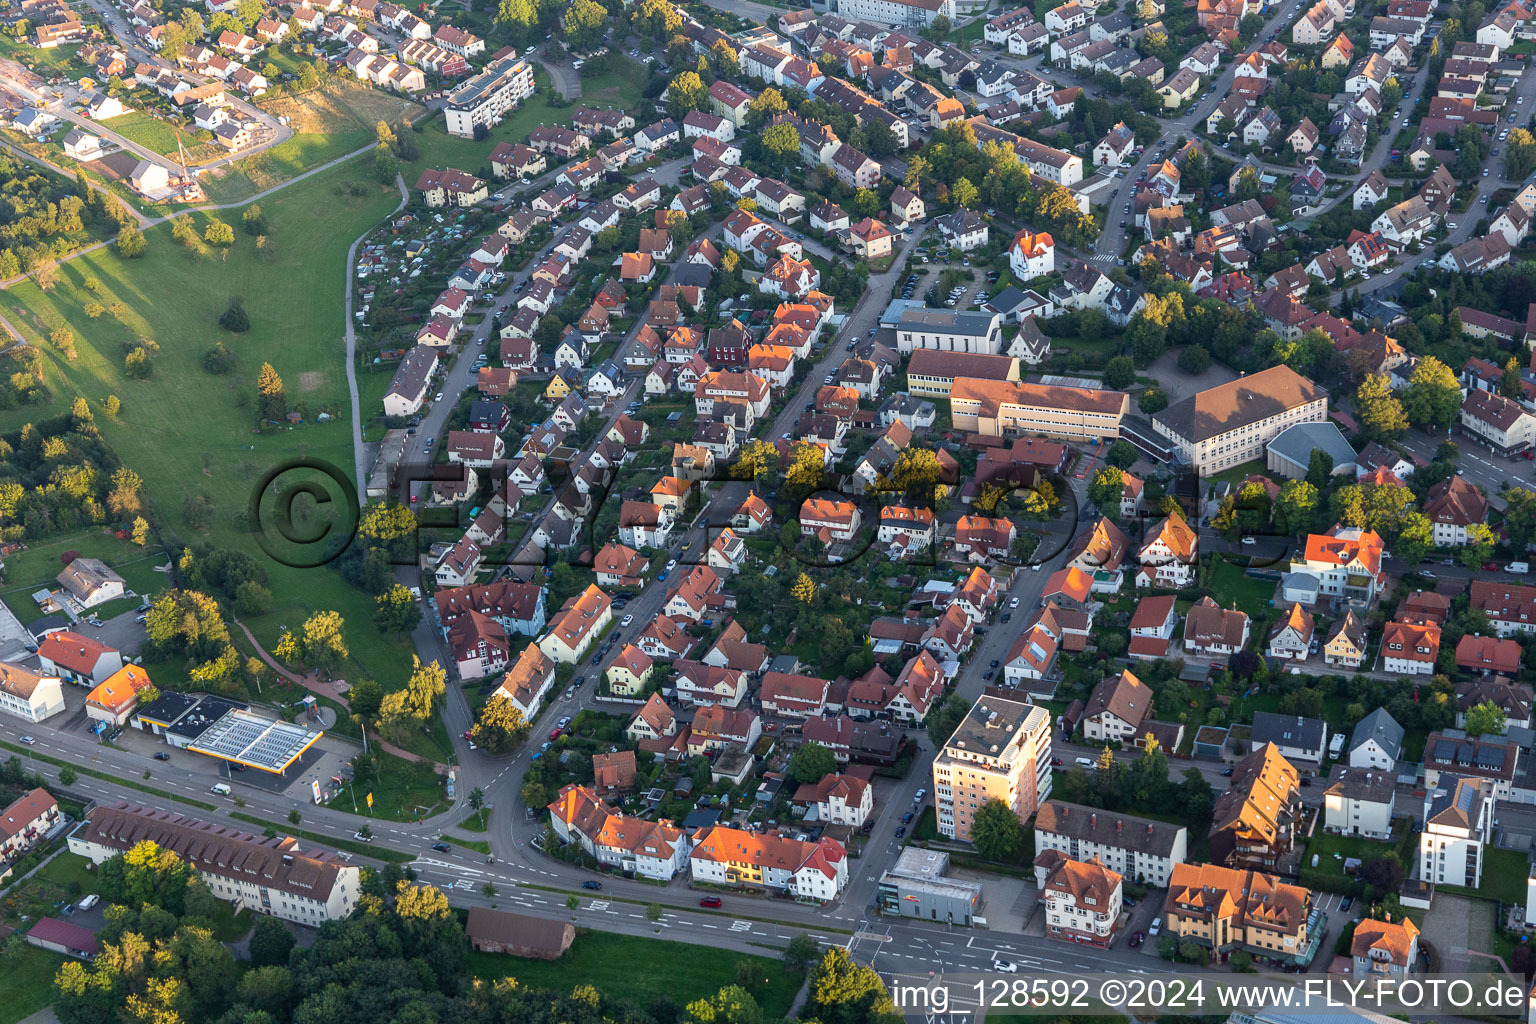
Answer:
[433,392,443,402]
[621,614,634,627]
[992,959,1018,973]
[666,558,677,570]
[1008,597,1020,608]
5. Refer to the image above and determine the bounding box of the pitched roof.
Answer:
[1153,365,1323,442]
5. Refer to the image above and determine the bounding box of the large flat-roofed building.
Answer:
[69,802,360,925]
[932,693,1052,842]
[877,847,984,924]
[1033,800,1188,886]
[949,377,1128,442]
[906,349,1019,397]
[893,307,1005,355]
[443,53,535,138]
[1151,365,1327,475]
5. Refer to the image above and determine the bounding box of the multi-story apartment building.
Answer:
[1151,365,1327,475]
[0,663,65,723]
[689,825,848,900]
[1163,862,1314,965]
[1322,766,1395,839]
[1290,524,1387,607]
[834,0,955,27]
[1210,743,1303,869]
[537,584,612,664]
[69,802,360,925]
[1419,773,1493,888]
[1081,669,1152,744]
[1422,731,1519,801]
[1033,800,1188,886]
[932,694,1052,842]
[1036,852,1123,947]
[949,377,1128,443]
[0,788,59,879]
[443,53,535,138]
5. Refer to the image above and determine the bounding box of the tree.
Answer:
[1234,165,1261,201]
[1461,521,1496,570]
[219,295,250,333]
[805,948,901,1024]
[1504,487,1536,550]
[562,0,607,49]
[374,583,422,633]
[791,572,817,603]
[951,177,979,210]
[1087,466,1126,517]
[468,786,486,827]
[761,122,799,165]
[1355,373,1408,440]
[117,224,147,258]
[746,87,788,128]
[970,798,1025,863]
[788,742,836,784]
[1138,385,1168,414]
[668,71,708,118]
[103,395,122,416]
[248,914,295,967]
[131,517,150,545]
[59,765,77,786]
[471,694,528,753]
[1401,356,1462,431]
[784,933,819,969]
[731,439,778,480]
[926,692,967,749]
[1396,510,1434,565]
[204,220,235,247]
[256,362,286,422]
[1509,128,1536,180]
[1466,698,1507,738]
[1275,479,1319,536]
[1022,478,1058,520]
[300,610,348,676]
[1105,440,1138,469]
[1102,355,1136,389]
[241,204,265,235]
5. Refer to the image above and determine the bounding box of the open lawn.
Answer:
[326,749,447,821]
[33,852,98,896]
[1300,820,1414,894]
[467,930,804,1017]
[0,157,418,691]
[202,80,425,202]
[0,529,170,624]
[102,111,208,157]
[1205,557,1276,619]
[577,57,651,108]
[0,944,66,1024]
[1436,846,1532,906]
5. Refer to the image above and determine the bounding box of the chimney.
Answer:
[1090,813,1097,829]
[1117,820,1123,834]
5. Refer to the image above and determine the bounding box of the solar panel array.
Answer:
[190,709,320,772]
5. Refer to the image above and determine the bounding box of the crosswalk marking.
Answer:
[588,899,609,911]
[730,919,752,932]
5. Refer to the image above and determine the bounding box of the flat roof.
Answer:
[187,708,323,773]
[445,53,527,111]
[166,694,248,741]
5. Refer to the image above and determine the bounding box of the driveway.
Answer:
[1417,892,1484,973]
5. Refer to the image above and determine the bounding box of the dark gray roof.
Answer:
[1034,799,1185,856]
[1251,711,1326,753]
[1349,708,1403,760]
[1266,421,1356,472]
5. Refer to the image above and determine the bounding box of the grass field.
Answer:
[201,80,425,203]
[0,944,65,1024]
[102,111,211,157]
[1205,557,1276,618]
[1435,846,1532,906]
[467,930,804,1016]
[0,529,170,624]
[0,158,418,690]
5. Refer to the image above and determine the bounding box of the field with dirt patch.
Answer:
[199,81,424,201]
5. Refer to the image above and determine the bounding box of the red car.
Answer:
[1523,451,1535,460]
[1128,931,1144,949]
[699,896,723,908]
[1484,562,1501,571]
[548,727,562,741]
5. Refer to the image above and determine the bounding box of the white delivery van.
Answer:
[1074,757,1095,770]
[1508,562,1530,575]
[210,783,231,796]
[77,894,99,910]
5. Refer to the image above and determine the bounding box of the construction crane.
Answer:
[172,130,204,203]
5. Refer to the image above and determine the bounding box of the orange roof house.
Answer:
[85,664,153,726]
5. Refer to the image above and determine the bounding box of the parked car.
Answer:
[1128,931,1144,949]
[894,826,906,838]
[154,752,170,761]
[901,811,914,824]
[1221,767,1234,776]
[582,880,603,890]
